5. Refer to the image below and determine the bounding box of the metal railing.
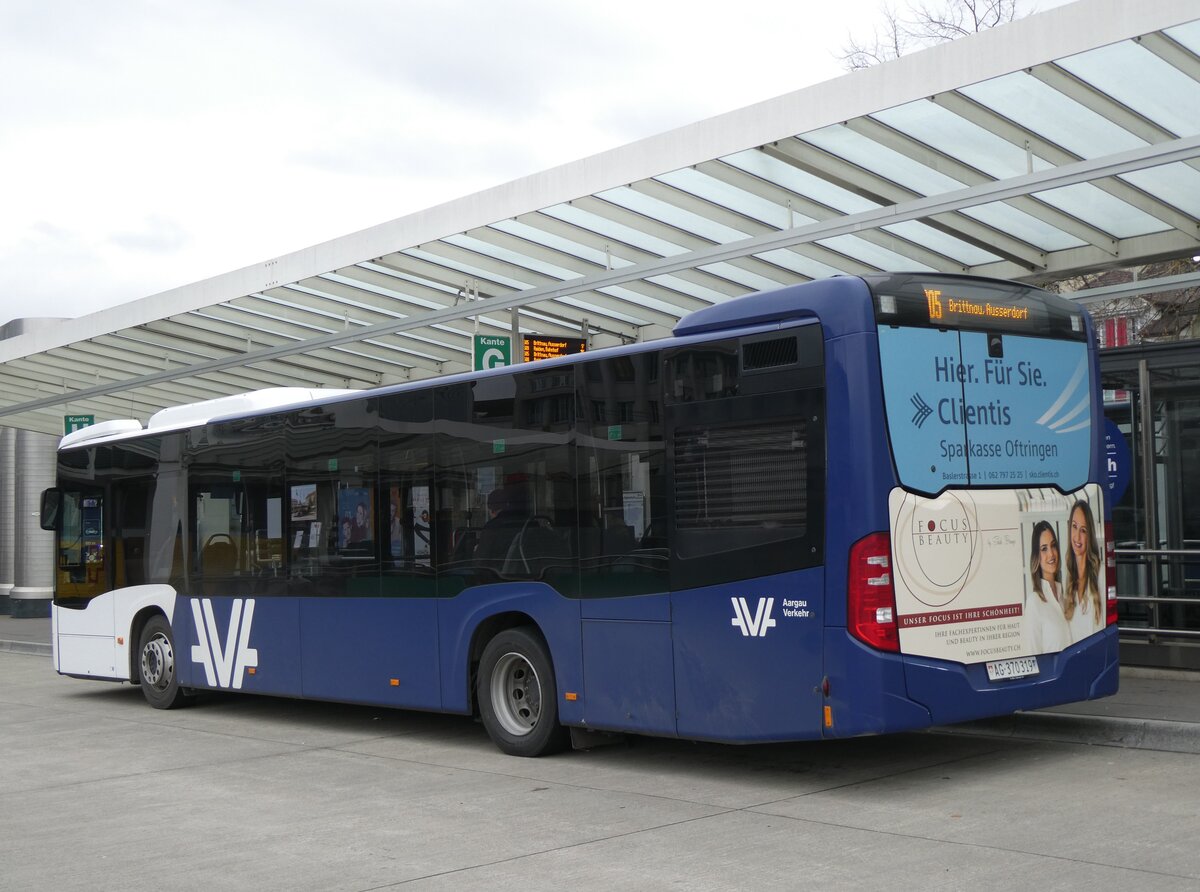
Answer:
[1114,546,1200,640]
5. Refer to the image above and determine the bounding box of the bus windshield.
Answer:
[871,276,1092,494]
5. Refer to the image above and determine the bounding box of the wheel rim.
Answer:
[489,651,542,737]
[141,632,175,691]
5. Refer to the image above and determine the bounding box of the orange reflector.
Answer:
[564,692,578,701]
[116,637,124,646]
[247,667,256,676]
[824,705,833,728]
[390,678,400,687]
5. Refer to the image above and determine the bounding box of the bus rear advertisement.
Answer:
[42,273,1118,756]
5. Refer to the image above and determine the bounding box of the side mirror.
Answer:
[40,488,61,532]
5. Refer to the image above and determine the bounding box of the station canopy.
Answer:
[1,0,1198,437]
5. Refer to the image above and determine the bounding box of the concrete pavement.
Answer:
[4,613,1200,753]
[2,648,1198,890]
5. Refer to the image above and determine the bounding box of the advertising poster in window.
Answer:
[889,483,1106,663]
[290,484,318,552]
[411,485,431,564]
[388,487,405,560]
[338,487,373,550]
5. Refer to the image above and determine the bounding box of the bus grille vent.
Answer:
[742,337,798,371]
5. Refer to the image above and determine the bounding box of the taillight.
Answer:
[848,532,899,652]
[1105,521,1118,626]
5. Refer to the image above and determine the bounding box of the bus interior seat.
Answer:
[502,517,569,579]
[200,534,239,593]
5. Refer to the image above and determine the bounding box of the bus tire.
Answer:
[477,627,568,757]
[138,615,187,709]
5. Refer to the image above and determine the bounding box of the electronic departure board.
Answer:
[523,335,587,362]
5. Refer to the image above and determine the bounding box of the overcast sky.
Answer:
[0,0,1058,327]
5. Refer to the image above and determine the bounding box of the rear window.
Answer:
[878,326,1093,494]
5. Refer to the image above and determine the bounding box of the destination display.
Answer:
[924,287,1032,326]
[867,273,1086,340]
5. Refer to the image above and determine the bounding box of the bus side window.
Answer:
[577,352,668,598]
[285,403,380,596]
[188,417,285,596]
[666,330,825,591]
[435,370,578,594]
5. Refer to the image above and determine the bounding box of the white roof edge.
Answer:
[2,0,1193,364]
[59,419,144,449]
[147,387,359,431]
[56,387,360,450]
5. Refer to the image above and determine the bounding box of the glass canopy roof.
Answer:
[0,1,1197,435]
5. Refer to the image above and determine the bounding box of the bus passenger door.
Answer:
[577,352,676,735]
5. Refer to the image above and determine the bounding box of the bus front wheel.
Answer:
[138,615,188,709]
[477,627,568,757]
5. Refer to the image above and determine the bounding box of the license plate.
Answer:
[986,656,1039,682]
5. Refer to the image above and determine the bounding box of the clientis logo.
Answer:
[894,491,980,608]
[910,392,933,428]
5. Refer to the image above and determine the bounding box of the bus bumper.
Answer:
[902,624,1120,727]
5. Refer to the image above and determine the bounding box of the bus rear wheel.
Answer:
[138,615,187,709]
[477,627,568,757]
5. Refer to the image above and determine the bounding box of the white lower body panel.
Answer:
[53,586,178,680]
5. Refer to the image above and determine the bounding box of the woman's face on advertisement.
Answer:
[1070,506,1089,558]
[1039,528,1059,579]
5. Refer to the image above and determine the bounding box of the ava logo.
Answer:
[731,597,777,637]
[191,598,258,689]
[910,392,934,428]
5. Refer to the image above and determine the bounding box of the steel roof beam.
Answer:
[567,194,796,290]
[365,253,611,340]
[1030,62,1190,149]
[403,240,674,331]
[154,309,412,383]
[1137,31,1200,84]
[333,263,614,346]
[463,224,714,315]
[434,235,682,327]
[695,158,972,272]
[629,177,883,276]
[0,358,214,417]
[245,287,461,364]
[195,303,426,377]
[766,139,1049,270]
[1068,270,1200,303]
[972,229,1200,283]
[2,135,1196,421]
[234,290,426,356]
[371,251,622,334]
[510,210,747,301]
[844,114,1121,253]
[930,90,1200,238]
[23,340,297,400]
[0,368,169,416]
[117,319,391,388]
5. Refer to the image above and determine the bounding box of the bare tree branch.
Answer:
[839,0,1024,71]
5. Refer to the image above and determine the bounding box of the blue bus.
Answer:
[42,273,1118,756]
